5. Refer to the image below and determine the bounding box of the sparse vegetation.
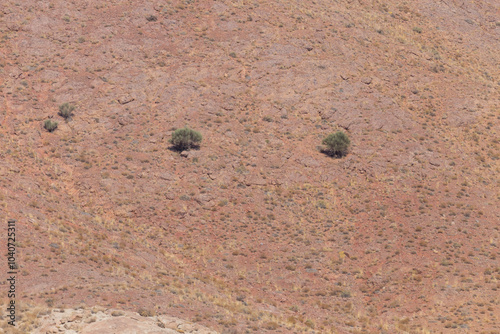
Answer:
[170,127,202,151]
[58,103,75,119]
[3,1,498,333]
[43,120,58,132]
[322,131,350,157]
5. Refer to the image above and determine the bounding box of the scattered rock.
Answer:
[157,172,177,181]
[117,95,135,105]
[361,77,372,84]
[68,314,83,322]
[180,150,201,159]
[117,118,129,126]
[193,194,214,204]
[299,157,321,168]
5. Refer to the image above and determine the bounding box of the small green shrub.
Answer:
[322,131,350,157]
[58,103,75,119]
[170,127,202,151]
[44,120,58,132]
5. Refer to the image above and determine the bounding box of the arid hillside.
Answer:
[0,0,499,333]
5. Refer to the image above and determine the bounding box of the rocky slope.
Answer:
[0,0,499,333]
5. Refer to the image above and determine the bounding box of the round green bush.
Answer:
[322,131,350,157]
[58,102,75,119]
[44,119,58,132]
[170,127,202,151]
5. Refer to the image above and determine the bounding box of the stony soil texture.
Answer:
[0,0,499,333]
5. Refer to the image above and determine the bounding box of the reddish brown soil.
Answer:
[0,0,499,333]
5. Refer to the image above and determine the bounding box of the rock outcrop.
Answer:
[33,308,218,334]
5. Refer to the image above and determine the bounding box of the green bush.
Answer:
[170,127,202,151]
[58,102,75,119]
[44,119,58,132]
[322,131,350,157]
